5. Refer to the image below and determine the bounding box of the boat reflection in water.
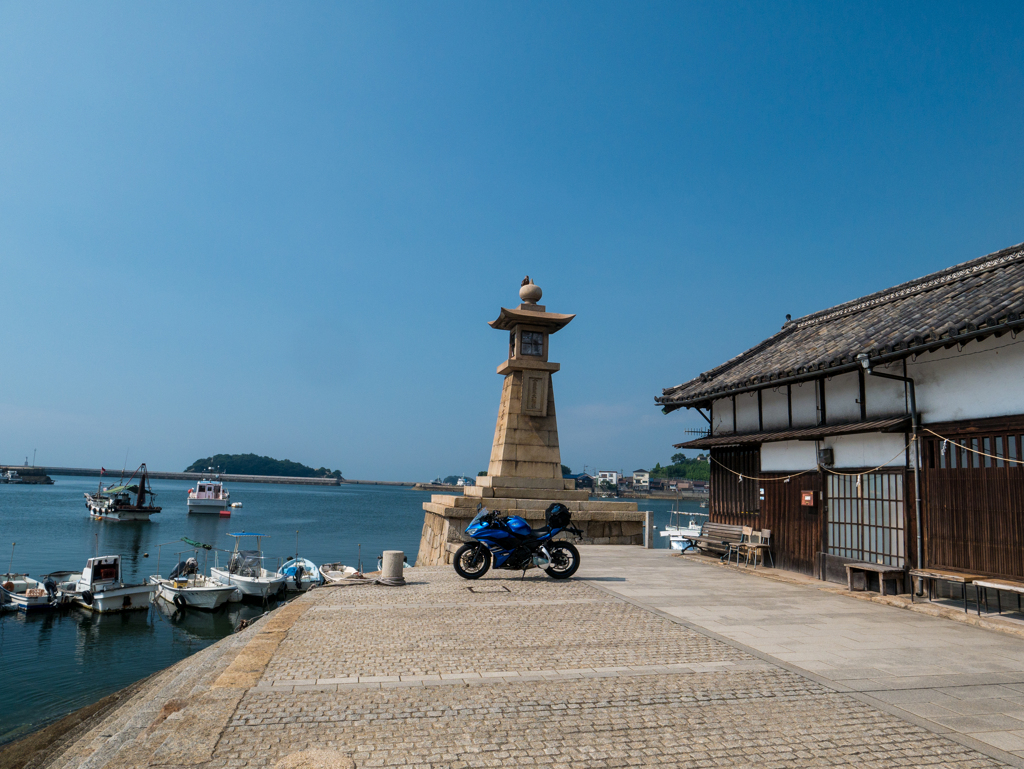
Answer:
[152,596,266,642]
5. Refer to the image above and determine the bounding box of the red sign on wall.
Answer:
[801,491,815,507]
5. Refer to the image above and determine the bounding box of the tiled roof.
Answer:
[657,241,1024,410]
[674,416,912,449]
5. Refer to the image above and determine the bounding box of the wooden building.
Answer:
[657,242,1024,583]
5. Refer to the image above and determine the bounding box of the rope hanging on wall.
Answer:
[923,427,1024,466]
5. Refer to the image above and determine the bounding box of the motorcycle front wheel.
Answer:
[545,541,580,579]
[453,543,492,579]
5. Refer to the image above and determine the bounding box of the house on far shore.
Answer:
[656,241,1024,584]
[596,470,620,489]
[564,472,594,490]
[632,469,650,492]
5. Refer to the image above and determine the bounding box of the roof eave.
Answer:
[656,317,1024,412]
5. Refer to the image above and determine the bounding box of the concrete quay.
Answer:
[11,549,1024,768]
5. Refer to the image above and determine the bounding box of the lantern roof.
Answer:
[489,305,575,333]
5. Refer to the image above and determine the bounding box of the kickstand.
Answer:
[521,569,527,581]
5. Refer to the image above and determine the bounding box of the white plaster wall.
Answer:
[908,335,1024,423]
[761,387,789,430]
[824,432,910,469]
[760,440,818,471]
[864,363,908,418]
[791,381,818,427]
[735,391,760,432]
[710,398,734,435]
[825,372,861,423]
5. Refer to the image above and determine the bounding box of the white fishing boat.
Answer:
[660,507,704,552]
[210,533,286,600]
[319,562,361,584]
[279,557,323,592]
[150,571,239,610]
[59,555,155,613]
[2,470,25,484]
[187,479,231,516]
[84,464,161,522]
[149,539,241,610]
[0,573,62,611]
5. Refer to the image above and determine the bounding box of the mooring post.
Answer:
[644,511,654,549]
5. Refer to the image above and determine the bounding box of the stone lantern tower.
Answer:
[485,276,575,481]
[416,278,644,566]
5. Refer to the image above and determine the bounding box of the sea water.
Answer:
[0,477,703,743]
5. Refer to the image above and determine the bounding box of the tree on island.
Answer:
[561,464,571,477]
[185,454,343,479]
[649,452,710,481]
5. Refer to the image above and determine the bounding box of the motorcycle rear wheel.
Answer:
[545,541,580,579]
[453,543,492,579]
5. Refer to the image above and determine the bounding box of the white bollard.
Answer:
[644,511,654,549]
[381,550,405,581]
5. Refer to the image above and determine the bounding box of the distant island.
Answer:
[185,454,343,479]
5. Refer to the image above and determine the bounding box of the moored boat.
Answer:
[279,557,323,592]
[84,464,161,522]
[187,479,231,516]
[660,505,705,551]
[0,573,63,611]
[319,563,363,584]
[58,555,155,613]
[210,533,286,600]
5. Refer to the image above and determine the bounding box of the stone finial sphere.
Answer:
[519,280,542,304]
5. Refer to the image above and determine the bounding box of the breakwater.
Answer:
[6,466,420,487]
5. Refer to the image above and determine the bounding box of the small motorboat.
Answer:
[660,506,704,552]
[279,557,323,592]
[210,533,287,600]
[150,557,240,610]
[319,562,362,584]
[0,573,63,611]
[59,555,155,613]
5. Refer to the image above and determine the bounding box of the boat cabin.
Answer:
[81,556,121,589]
[192,481,226,500]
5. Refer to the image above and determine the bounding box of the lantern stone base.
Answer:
[415,494,643,567]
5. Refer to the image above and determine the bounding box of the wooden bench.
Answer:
[909,568,984,613]
[972,578,1024,617]
[845,562,906,596]
[693,523,746,560]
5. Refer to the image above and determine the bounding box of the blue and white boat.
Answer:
[279,557,323,592]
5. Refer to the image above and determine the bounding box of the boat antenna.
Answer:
[358,544,362,574]
[8,542,14,576]
[121,448,129,484]
[295,530,299,561]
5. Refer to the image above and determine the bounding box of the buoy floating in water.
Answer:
[219,509,231,517]
[230,502,242,508]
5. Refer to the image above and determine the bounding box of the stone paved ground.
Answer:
[37,563,1022,768]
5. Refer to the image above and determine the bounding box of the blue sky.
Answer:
[1,2,1023,480]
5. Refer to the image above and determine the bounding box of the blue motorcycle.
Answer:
[453,502,583,580]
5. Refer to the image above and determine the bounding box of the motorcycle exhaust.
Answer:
[532,546,551,569]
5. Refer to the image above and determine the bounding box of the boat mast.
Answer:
[137,464,147,507]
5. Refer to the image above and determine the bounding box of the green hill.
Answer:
[184,454,342,479]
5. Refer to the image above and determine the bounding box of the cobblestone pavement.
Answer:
[39,564,1021,768]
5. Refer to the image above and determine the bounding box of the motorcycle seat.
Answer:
[520,525,552,542]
